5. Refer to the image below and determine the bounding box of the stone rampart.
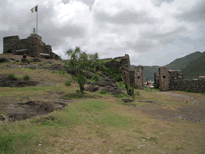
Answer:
[3,33,60,60]
[3,36,20,53]
[154,68,205,93]
[169,70,184,90]
[173,79,205,93]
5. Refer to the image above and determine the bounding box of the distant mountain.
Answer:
[180,51,205,79]
[131,51,205,81]
[165,51,202,70]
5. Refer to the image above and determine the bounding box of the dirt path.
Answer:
[135,91,205,124]
[155,91,205,105]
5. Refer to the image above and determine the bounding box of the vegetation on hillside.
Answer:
[65,46,101,94]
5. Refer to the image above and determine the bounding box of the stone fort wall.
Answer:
[154,66,205,93]
[102,54,144,89]
[3,33,59,60]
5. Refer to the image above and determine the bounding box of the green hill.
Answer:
[165,51,202,70]
[180,51,205,79]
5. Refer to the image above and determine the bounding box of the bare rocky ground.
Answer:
[0,54,74,123]
[135,91,205,123]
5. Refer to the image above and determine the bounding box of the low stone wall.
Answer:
[172,79,205,93]
[169,70,184,90]
[154,68,205,93]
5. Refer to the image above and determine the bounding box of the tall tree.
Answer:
[66,46,99,94]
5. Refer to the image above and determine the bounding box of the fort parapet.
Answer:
[3,29,60,60]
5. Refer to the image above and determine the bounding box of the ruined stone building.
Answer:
[3,28,60,60]
[154,66,205,93]
[105,54,144,90]
[134,65,144,90]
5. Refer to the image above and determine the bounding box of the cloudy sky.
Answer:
[0,0,205,66]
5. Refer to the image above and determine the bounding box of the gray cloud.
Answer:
[93,9,158,25]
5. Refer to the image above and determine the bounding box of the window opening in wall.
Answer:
[163,76,166,79]
[138,76,140,79]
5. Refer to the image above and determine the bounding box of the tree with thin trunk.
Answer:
[66,46,99,94]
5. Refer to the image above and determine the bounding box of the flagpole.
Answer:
[36,4,38,34]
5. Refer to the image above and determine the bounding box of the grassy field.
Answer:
[0,61,205,154]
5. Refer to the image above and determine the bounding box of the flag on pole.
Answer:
[31,5,38,13]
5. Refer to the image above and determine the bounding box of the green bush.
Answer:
[110,58,116,62]
[23,74,30,79]
[117,81,126,90]
[7,73,15,78]
[92,73,99,82]
[102,67,122,81]
[65,80,72,86]
[99,90,108,94]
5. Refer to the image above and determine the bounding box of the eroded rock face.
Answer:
[21,54,30,64]
[3,100,72,122]
[122,98,133,103]
[0,57,15,63]
[101,86,124,95]
[85,84,99,92]
[0,75,39,87]
[0,114,5,121]
[49,63,67,70]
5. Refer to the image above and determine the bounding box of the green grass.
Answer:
[58,70,66,75]
[144,87,160,92]
[60,91,97,99]
[99,89,108,94]
[56,99,130,128]
[0,131,37,153]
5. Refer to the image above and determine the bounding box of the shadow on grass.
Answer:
[61,91,102,99]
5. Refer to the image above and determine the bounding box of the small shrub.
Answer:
[117,81,126,90]
[135,90,140,96]
[65,80,72,86]
[76,90,81,94]
[23,74,30,79]
[92,73,99,82]
[7,73,15,78]
[99,90,108,94]
[110,58,116,62]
